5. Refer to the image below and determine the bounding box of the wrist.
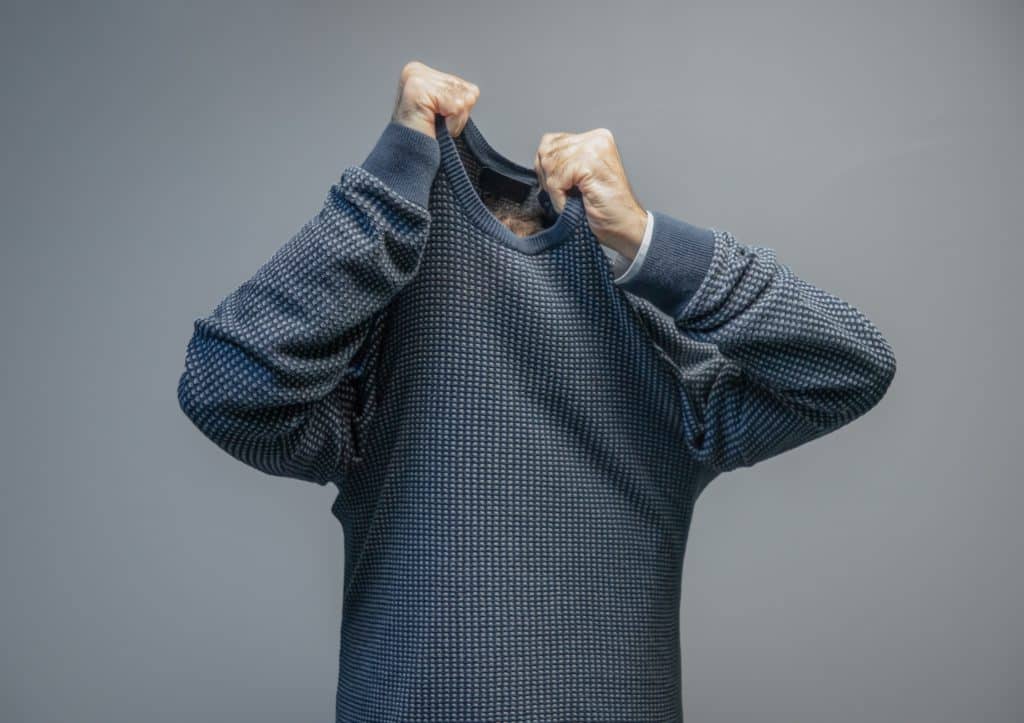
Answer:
[391,108,436,139]
[599,205,648,259]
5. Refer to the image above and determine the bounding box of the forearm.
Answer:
[619,213,896,470]
[176,122,440,483]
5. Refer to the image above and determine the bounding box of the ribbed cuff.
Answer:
[616,210,716,319]
[361,121,440,209]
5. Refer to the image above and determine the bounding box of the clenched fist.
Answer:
[534,128,648,258]
[391,60,481,139]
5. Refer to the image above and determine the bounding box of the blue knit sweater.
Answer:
[177,113,896,722]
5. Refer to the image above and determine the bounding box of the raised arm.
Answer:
[176,121,440,486]
[535,126,896,479]
[616,212,897,475]
[177,62,480,488]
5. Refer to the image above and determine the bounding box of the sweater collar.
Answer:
[435,113,587,255]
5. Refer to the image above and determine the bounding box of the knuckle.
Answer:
[404,73,425,92]
[401,60,423,78]
[438,78,458,101]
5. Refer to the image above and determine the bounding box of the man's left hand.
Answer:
[534,127,647,259]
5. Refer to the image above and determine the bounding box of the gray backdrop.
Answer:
[2,1,1020,721]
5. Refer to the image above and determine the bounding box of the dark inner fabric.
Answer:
[453,131,555,237]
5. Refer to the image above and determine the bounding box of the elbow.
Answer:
[177,324,210,427]
[176,363,250,462]
[878,346,897,399]
[177,365,212,432]
[812,337,897,431]
[177,367,199,422]
[176,351,228,438]
[176,325,241,436]
[866,337,897,411]
[845,338,897,423]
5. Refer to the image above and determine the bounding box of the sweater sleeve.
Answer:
[617,211,897,476]
[609,209,655,284]
[176,121,440,487]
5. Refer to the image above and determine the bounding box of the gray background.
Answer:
[2,1,1020,721]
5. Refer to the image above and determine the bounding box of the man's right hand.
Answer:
[391,61,481,139]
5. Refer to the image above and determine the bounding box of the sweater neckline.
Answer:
[434,114,587,255]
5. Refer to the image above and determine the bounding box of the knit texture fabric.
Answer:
[177,113,896,722]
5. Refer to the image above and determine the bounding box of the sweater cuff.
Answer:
[361,121,440,209]
[616,210,716,319]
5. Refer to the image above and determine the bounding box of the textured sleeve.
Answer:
[617,211,897,475]
[177,121,440,486]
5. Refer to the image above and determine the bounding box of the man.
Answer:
[177,60,896,722]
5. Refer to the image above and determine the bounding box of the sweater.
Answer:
[176,112,897,722]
